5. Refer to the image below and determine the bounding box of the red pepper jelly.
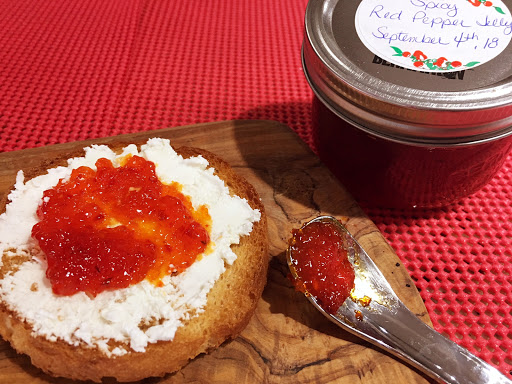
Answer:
[289,221,355,314]
[302,0,512,208]
[31,155,211,296]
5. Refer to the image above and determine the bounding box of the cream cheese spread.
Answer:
[0,138,261,356]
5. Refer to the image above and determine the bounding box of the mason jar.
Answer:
[302,0,512,208]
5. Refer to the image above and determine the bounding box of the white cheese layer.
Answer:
[0,138,260,356]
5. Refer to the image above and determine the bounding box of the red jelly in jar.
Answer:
[302,0,512,209]
[289,221,355,314]
[32,155,210,296]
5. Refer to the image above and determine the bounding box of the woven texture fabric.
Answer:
[1,0,512,378]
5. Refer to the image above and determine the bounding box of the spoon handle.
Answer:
[342,299,511,384]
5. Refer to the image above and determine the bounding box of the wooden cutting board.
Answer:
[0,120,432,383]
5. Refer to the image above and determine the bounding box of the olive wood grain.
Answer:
[0,120,432,383]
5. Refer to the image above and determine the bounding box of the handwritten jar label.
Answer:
[355,0,512,72]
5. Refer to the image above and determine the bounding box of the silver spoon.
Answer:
[287,215,512,384]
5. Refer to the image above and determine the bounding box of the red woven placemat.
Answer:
[0,0,511,378]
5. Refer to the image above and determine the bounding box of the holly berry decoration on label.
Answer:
[467,0,506,14]
[391,46,479,71]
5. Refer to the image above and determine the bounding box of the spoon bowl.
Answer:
[287,215,512,384]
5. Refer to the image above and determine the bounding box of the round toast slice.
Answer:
[0,143,269,382]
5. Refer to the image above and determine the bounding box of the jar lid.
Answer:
[303,0,512,145]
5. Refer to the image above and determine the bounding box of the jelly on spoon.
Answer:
[287,215,512,384]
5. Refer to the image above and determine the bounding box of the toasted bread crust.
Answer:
[0,144,268,382]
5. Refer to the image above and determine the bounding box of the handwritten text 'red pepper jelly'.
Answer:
[289,221,355,314]
[32,155,211,297]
